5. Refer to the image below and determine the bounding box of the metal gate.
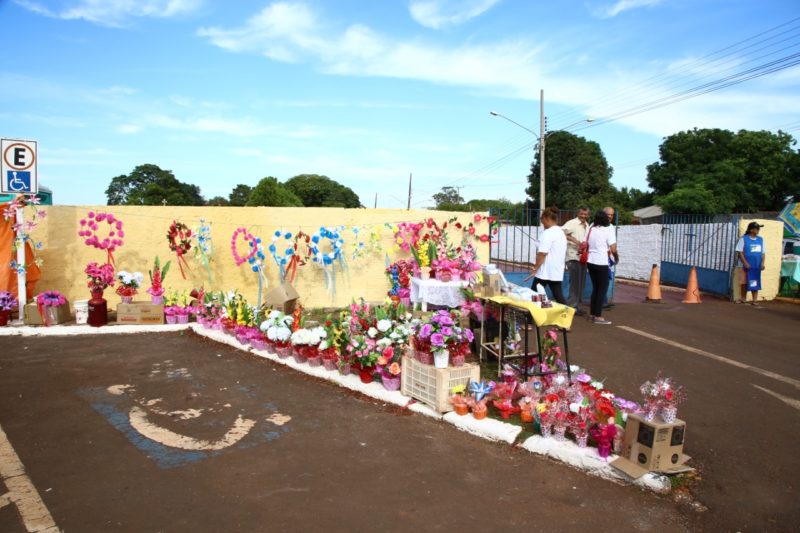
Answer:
[660,214,740,297]
[488,207,616,302]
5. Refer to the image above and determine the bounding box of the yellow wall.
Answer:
[731,219,782,302]
[29,206,490,309]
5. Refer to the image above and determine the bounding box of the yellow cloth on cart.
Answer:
[484,296,575,329]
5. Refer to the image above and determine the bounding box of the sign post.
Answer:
[2,139,38,322]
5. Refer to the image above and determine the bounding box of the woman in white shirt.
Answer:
[586,210,619,324]
[524,207,567,304]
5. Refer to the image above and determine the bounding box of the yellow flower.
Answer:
[451,384,466,395]
[535,402,547,414]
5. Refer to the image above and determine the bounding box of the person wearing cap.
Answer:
[735,222,766,306]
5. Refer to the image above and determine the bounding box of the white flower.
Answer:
[132,272,144,286]
[377,338,392,348]
[319,340,330,350]
[368,327,378,338]
[274,326,291,342]
[268,310,281,319]
[601,392,615,400]
[377,319,392,333]
[591,380,604,390]
[569,402,581,413]
[569,365,581,373]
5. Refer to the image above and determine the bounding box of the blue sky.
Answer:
[1,0,799,207]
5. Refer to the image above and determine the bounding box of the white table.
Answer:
[410,277,468,311]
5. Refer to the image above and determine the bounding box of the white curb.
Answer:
[0,323,192,336]
[442,411,522,444]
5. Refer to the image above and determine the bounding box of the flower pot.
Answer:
[438,271,453,282]
[472,406,487,420]
[165,315,177,325]
[322,358,338,371]
[520,410,534,423]
[88,297,107,327]
[236,333,250,345]
[416,350,433,365]
[338,363,351,376]
[450,354,465,367]
[177,315,189,325]
[121,296,134,304]
[251,339,267,351]
[276,344,292,359]
[399,296,411,308]
[359,368,374,384]
[74,300,89,325]
[540,423,552,438]
[433,349,449,369]
[307,355,322,367]
[554,425,567,442]
[382,375,401,391]
[576,434,588,448]
[212,320,223,331]
[660,405,677,424]
[0,310,10,327]
[151,295,164,305]
[454,403,469,416]
[597,443,611,459]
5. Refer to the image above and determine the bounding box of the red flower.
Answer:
[473,214,482,223]
[487,216,496,224]
[426,218,434,228]
[455,222,462,229]
[479,234,489,242]
[468,227,476,235]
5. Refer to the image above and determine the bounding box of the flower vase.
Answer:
[576,434,588,448]
[554,425,567,442]
[433,349,449,369]
[420,267,431,280]
[338,363,351,376]
[540,423,553,438]
[151,295,164,305]
[660,405,677,423]
[88,290,107,328]
[597,443,612,459]
[644,404,658,422]
[121,296,134,304]
[322,358,338,371]
[472,405,487,420]
[359,368,374,384]
[613,434,625,454]
[307,355,322,367]
[165,315,177,325]
[451,354,465,367]
[0,310,10,326]
[382,375,401,391]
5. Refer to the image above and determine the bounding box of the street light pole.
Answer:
[539,89,545,213]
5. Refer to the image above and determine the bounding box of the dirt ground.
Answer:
[0,287,798,532]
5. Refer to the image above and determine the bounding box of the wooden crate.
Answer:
[401,355,480,413]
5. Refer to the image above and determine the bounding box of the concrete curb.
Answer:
[0,323,192,336]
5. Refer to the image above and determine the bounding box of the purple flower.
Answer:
[430,333,445,347]
[575,373,592,383]
[441,326,454,337]
[465,329,474,342]
[439,315,454,326]
[419,323,433,339]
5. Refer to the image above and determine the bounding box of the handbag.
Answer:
[578,227,593,264]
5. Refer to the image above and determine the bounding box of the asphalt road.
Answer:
[0,289,798,532]
[0,330,688,532]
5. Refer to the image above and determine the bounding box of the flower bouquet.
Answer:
[413,310,459,368]
[115,270,144,303]
[147,256,171,304]
[85,262,115,298]
[347,334,378,383]
[261,310,294,358]
[467,380,495,420]
[640,375,685,423]
[0,291,18,326]
[35,290,67,326]
[590,418,618,459]
[449,383,470,415]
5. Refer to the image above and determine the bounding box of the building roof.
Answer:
[633,205,663,219]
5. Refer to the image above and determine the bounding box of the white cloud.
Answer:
[15,0,202,27]
[146,113,269,137]
[117,124,142,134]
[592,0,662,19]
[409,0,501,29]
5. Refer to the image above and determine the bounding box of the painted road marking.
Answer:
[0,423,60,533]
[752,384,800,412]
[616,325,800,391]
[129,406,256,451]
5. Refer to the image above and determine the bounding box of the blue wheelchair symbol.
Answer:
[6,171,31,192]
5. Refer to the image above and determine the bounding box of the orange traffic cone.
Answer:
[682,267,702,304]
[645,264,662,303]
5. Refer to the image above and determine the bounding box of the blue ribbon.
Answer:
[470,380,495,402]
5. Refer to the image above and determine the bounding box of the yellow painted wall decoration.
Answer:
[731,219,782,302]
[32,206,491,309]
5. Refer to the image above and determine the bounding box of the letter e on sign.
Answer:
[1,139,38,194]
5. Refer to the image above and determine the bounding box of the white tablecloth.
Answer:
[410,277,468,309]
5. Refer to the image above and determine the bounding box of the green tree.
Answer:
[105,164,204,206]
[206,196,229,206]
[228,184,252,206]
[284,174,361,208]
[246,177,304,207]
[647,128,800,214]
[527,131,616,209]
[432,186,464,208]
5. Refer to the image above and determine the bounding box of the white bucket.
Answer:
[74,300,89,325]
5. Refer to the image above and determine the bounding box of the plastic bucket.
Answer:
[75,300,89,325]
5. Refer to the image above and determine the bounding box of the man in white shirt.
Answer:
[524,207,567,304]
[562,206,590,310]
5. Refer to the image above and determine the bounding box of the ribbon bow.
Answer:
[470,380,495,402]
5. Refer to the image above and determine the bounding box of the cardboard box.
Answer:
[265,283,300,314]
[481,273,502,297]
[23,302,71,325]
[611,413,694,479]
[116,302,164,325]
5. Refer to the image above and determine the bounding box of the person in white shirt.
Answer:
[587,210,619,324]
[524,207,567,304]
[562,206,590,310]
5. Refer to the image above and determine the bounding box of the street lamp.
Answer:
[490,90,594,212]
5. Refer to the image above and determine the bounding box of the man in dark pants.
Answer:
[562,206,589,314]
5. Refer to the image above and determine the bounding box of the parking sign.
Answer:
[1,138,38,194]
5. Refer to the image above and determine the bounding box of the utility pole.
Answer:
[374,193,377,208]
[407,173,412,210]
[539,88,545,213]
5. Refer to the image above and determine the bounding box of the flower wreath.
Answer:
[167,220,192,279]
[350,225,382,261]
[231,227,258,266]
[193,218,213,283]
[269,230,309,282]
[78,211,124,266]
[309,226,345,266]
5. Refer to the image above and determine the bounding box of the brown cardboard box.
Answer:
[264,283,300,314]
[481,273,502,297]
[611,413,693,479]
[23,302,71,325]
[116,302,165,325]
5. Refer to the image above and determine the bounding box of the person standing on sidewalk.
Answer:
[587,210,619,324]
[562,206,590,313]
[735,221,766,306]
[524,207,568,304]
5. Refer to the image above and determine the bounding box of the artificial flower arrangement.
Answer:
[290,326,327,365]
[467,380,495,419]
[196,291,225,329]
[115,270,144,302]
[4,194,46,276]
[411,309,473,367]
[318,316,341,370]
[449,383,470,415]
[260,310,294,358]
[640,375,686,423]
[0,291,18,326]
[84,262,115,295]
[35,290,67,326]
[385,259,413,302]
[147,256,171,304]
[164,288,193,324]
